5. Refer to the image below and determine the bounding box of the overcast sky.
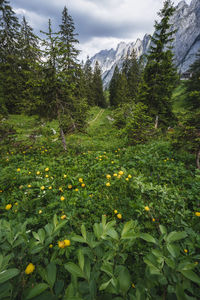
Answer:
[9,0,192,60]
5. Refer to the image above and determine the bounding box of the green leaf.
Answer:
[167,244,179,258]
[181,270,200,285]
[166,231,187,243]
[38,229,45,244]
[71,236,86,243]
[93,223,103,239]
[81,225,87,240]
[0,268,20,284]
[99,279,111,291]
[64,263,86,279]
[107,228,118,240]
[77,249,84,271]
[101,264,113,278]
[140,233,157,244]
[46,263,56,288]
[102,215,106,229]
[25,283,49,299]
[118,267,131,294]
[175,284,187,300]
[53,220,68,234]
[177,262,196,271]
[159,225,167,235]
[121,221,134,238]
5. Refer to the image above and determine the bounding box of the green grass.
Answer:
[172,81,187,114]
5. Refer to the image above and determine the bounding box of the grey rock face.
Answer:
[90,0,200,87]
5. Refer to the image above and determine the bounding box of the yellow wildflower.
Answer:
[59,187,63,192]
[64,239,71,247]
[58,241,65,249]
[45,175,49,178]
[49,244,53,248]
[38,210,42,214]
[17,168,21,172]
[68,185,72,189]
[111,161,114,164]
[60,196,65,201]
[132,283,135,288]
[0,190,2,193]
[106,182,110,187]
[195,212,200,217]
[79,178,83,183]
[41,186,45,190]
[106,174,111,180]
[25,263,35,274]
[36,171,40,175]
[49,186,52,190]
[184,249,188,253]
[75,188,79,192]
[113,173,117,177]
[5,204,12,210]
[81,183,85,188]
[28,184,31,188]
[125,178,129,181]
[45,168,49,172]
[119,171,124,175]
[63,174,67,178]
[117,213,122,219]
[128,175,132,178]
[144,206,150,211]
[15,202,18,205]
[114,210,118,214]
[61,215,67,220]
[152,218,156,222]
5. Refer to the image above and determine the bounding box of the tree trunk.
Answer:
[196,149,200,169]
[155,115,159,129]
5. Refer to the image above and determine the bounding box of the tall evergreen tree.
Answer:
[140,0,178,127]
[109,65,120,107]
[83,56,95,106]
[93,61,106,107]
[126,49,141,101]
[18,16,41,112]
[0,0,20,113]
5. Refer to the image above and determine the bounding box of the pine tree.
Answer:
[109,65,120,107]
[141,0,178,127]
[0,0,20,113]
[93,61,106,107]
[18,16,41,112]
[83,56,95,106]
[126,49,141,101]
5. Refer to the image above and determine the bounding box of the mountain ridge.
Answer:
[90,0,200,87]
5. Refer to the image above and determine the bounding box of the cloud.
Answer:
[10,0,192,59]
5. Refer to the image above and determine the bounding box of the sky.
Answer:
[9,0,192,61]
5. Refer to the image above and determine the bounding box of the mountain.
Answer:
[90,0,200,87]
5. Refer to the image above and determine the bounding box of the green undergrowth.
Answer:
[0,109,200,299]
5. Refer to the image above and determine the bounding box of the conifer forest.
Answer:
[0,0,200,299]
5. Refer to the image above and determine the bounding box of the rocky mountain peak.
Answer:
[90,0,200,87]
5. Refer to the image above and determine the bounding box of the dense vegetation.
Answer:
[0,0,200,299]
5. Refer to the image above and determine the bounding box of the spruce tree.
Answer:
[126,49,141,101]
[0,0,20,113]
[83,56,95,106]
[93,61,106,107]
[140,0,178,127]
[18,16,41,112]
[109,65,120,107]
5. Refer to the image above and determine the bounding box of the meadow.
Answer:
[0,107,200,299]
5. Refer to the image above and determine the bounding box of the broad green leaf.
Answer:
[93,223,103,239]
[159,225,167,235]
[25,283,49,299]
[0,255,3,271]
[177,262,196,272]
[81,225,87,240]
[38,229,45,244]
[84,257,91,281]
[175,284,187,300]
[71,236,86,243]
[181,270,200,285]
[53,220,68,234]
[167,244,179,258]
[152,249,163,258]
[77,249,84,271]
[46,263,56,288]
[143,258,160,275]
[118,267,131,294]
[165,258,175,269]
[166,231,187,243]
[53,214,58,228]
[101,263,113,278]
[107,228,118,240]
[121,221,134,238]
[105,220,116,231]
[64,263,85,279]
[99,279,111,291]
[140,233,157,244]
[102,215,106,229]
[0,268,20,284]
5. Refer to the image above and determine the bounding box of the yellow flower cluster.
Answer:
[195,212,200,217]
[58,239,71,248]
[5,204,12,210]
